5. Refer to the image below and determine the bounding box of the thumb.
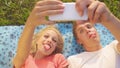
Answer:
[75,0,92,16]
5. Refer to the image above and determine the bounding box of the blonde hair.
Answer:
[30,25,64,55]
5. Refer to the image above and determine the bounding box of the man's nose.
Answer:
[85,28,91,33]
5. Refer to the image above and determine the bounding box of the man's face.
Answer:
[75,21,100,47]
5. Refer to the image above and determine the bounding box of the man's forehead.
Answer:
[76,20,90,25]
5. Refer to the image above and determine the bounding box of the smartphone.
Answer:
[48,2,88,21]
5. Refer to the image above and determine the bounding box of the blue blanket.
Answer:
[0,23,114,68]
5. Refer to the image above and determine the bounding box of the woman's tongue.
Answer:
[44,44,51,50]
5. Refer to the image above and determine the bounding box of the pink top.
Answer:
[22,53,68,68]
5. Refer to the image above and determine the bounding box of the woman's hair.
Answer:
[30,25,64,55]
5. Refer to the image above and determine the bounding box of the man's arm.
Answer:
[101,12,120,52]
[75,0,120,52]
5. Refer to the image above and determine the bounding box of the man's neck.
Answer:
[84,44,102,52]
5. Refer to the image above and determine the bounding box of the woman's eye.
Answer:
[44,35,49,38]
[52,38,57,42]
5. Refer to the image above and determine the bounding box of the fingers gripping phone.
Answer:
[49,2,88,21]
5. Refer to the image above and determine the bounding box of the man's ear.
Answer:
[76,38,82,45]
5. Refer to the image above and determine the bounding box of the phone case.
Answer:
[49,2,88,21]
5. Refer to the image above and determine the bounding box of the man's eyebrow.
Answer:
[85,23,92,26]
[76,26,83,31]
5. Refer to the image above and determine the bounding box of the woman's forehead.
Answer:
[44,30,57,34]
[44,30,58,37]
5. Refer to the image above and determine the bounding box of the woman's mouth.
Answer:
[44,44,51,50]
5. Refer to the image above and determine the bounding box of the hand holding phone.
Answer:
[49,2,88,21]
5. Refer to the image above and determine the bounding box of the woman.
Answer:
[13,0,68,68]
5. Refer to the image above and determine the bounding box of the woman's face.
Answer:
[36,30,59,56]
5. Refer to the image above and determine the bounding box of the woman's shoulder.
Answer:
[25,54,34,63]
[50,53,66,61]
[53,53,65,58]
[53,53,68,67]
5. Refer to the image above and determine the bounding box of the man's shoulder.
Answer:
[104,40,118,49]
[68,54,79,58]
[67,52,85,60]
[67,53,85,64]
[106,40,118,46]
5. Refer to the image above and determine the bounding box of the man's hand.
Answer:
[75,0,111,24]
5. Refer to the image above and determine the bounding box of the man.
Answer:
[67,0,120,68]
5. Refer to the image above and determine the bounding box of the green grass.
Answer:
[0,0,119,26]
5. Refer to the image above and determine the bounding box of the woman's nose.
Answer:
[47,38,52,43]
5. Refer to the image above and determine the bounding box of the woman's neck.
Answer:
[34,52,46,60]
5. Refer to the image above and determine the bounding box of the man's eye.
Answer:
[80,29,84,33]
[87,25,92,29]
